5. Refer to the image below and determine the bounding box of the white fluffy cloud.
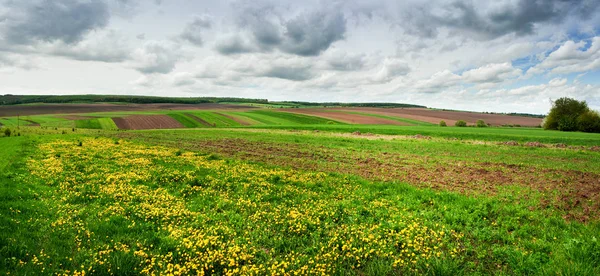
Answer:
[0,0,599,113]
[131,41,182,74]
[530,37,600,75]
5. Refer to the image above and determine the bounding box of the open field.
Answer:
[0,103,253,117]
[0,122,599,275]
[283,108,543,127]
[112,115,184,130]
[0,103,599,275]
[0,103,543,131]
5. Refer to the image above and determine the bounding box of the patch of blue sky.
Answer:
[512,55,538,71]
[575,71,600,84]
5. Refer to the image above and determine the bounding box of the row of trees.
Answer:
[543,97,600,133]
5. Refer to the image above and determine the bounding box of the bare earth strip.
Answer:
[112,115,184,130]
[281,109,412,125]
[0,103,254,117]
[185,113,214,127]
[334,107,543,126]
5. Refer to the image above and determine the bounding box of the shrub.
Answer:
[439,120,447,127]
[544,97,589,131]
[476,120,487,127]
[455,120,467,127]
[577,110,600,133]
[4,128,11,137]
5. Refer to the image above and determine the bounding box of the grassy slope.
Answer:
[2,133,599,275]
[167,113,203,128]
[186,111,240,127]
[244,124,600,146]
[124,128,600,173]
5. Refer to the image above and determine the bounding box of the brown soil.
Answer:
[215,112,251,126]
[112,115,184,130]
[330,107,543,127]
[281,109,412,125]
[0,103,254,117]
[185,113,214,127]
[118,134,600,222]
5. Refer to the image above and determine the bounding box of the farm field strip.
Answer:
[243,124,600,146]
[279,109,410,125]
[112,115,184,130]
[341,112,436,126]
[2,135,599,275]
[331,108,544,127]
[119,128,600,222]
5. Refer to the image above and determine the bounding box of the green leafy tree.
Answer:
[455,120,467,127]
[439,120,447,127]
[476,120,487,127]
[577,110,600,133]
[544,97,589,131]
[4,128,11,137]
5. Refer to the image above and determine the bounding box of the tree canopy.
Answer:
[543,97,600,133]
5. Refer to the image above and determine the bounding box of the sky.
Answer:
[0,0,599,114]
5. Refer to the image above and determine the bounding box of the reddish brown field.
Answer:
[337,107,543,126]
[281,109,412,125]
[0,103,253,117]
[112,115,184,130]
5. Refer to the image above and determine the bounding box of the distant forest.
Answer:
[0,94,427,108]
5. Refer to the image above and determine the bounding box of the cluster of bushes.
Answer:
[543,97,600,133]
[442,119,488,127]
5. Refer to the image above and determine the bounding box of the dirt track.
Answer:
[0,103,253,117]
[112,115,184,130]
[284,107,543,126]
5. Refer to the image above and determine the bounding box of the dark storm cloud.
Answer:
[180,15,212,46]
[280,10,346,56]
[215,35,254,55]
[262,65,314,81]
[2,0,110,45]
[404,0,600,39]
[221,1,347,57]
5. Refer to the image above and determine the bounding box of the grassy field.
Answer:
[1,120,600,275]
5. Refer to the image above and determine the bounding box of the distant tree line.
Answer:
[543,97,600,133]
[0,95,269,105]
[278,101,427,108]
[0,94,426,108]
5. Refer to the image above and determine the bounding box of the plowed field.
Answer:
[112,115,184,130]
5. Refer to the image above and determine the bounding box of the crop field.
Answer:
[1,120,599,275]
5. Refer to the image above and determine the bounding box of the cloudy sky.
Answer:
[0,0,599,113]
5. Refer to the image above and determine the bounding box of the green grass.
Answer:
[75,118,117,130]
[243,124,600,146]
[75,119,102,129]
[0,117,33,127]
[167,113,204,128]
[97,118,118,130]
[185,111,240,127]
[229,110,340,125]
[1,131,599,275]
